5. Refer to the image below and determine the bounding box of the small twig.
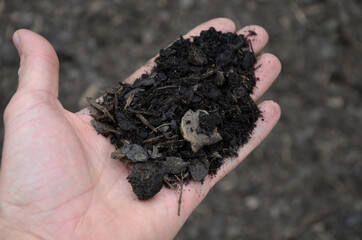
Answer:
[174,173,184,216]
[248,39,255,55]
[126,108,160,117]
[135,113,158,133]
[156,85,179,90]
[163,131,178,140]
[254,64,262,71]
[143,134,164,143]
[247,30,257,37]
[208,107,219,113]
[87,98,115,123]
[196,69,216,79]
[117,85,124,94]
[106,128,122,135]
[124,92,135,110]
[114,92,118,112]
[230,94,238,103]
[155,123,171,130]
[94,113,107,120]
[143,131,177,143]
[164,178,175,189]
[236,106,242,113]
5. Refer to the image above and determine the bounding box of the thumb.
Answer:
[12,29,59,97]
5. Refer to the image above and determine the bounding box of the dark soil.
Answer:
[90,28,260,200]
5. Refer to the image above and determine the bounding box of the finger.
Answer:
[123,18,236,84]
[252,53,282,101]
[12,29,60,97]
[237,25,269,55]
[206,100,281,189]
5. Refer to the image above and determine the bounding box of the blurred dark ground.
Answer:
[0,0,361,239]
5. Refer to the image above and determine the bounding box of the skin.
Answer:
[0,18,281,240]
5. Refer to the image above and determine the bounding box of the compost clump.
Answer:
[89,28,261,200]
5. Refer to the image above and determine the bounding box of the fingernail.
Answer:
[13,31,21,51]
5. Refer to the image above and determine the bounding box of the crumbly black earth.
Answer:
[89,27,260,200]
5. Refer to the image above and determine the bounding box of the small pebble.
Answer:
[122,144,149,162]
[163,157,189,174]
[188,161,208,181]
[188,45,207,66]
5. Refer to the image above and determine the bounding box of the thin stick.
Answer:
[135,114,158,133]
[164,178,175,189]
[114,92,118,112]
[194,69,216,79]
[178,181,183,216]
[126,108,160,117]
[156,85,179,90]
[124,92,135,110]
[175,173,184,216]
[248,39,255,55]
[87,97,116,123]
[143,134,164,143]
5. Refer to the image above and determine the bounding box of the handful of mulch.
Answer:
[89,27,260,201]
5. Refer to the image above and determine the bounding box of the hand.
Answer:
[0,18,281,239]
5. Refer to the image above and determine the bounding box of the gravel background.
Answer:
[1,0,361,239]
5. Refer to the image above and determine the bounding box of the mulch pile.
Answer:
[89,27,260,201]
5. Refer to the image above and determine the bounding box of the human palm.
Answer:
[0,18,281,240]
